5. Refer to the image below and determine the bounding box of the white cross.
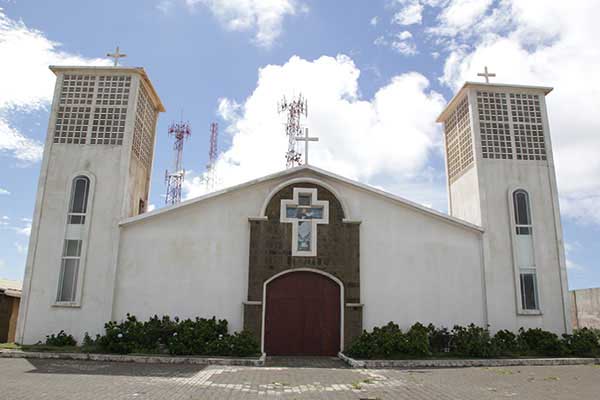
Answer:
[280,188,329,257]
[477,66,496,83]
[296,128,318,165]
[107,46,127,66]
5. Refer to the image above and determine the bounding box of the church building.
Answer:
[16,65,571,356]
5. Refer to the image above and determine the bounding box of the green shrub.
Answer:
[491,329,519,356]
[426,324,451,353]
[93,314,259,357]
[450,324,497,358]
[517,328,566,356]
[45,330,77,347]
[562,328,600,357]
[403,323,431,357]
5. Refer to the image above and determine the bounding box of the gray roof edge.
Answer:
[119,165,483,233]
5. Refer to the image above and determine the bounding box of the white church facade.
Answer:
[16,66,571,356]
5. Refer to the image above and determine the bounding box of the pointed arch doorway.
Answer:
[263,269,342,356]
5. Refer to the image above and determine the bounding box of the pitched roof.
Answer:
[120,165,483,233]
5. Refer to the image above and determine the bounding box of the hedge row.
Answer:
[44,314,260,357]
[346,322,600,359]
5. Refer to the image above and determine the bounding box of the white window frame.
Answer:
[280,188,329,257]
[508,187,542,315]
[56,240,82,303]
[54,171,96,307]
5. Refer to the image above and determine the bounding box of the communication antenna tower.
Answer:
[165,121,191,205]
[278,94,308,168]
[206,122,219,191]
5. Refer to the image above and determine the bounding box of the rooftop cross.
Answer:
[477,66,496,83]
[106,46,127,66]
[296,128,318,165]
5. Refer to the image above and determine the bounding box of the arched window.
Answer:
[57,175,91,303]
[512,189,539,311]
[68,176,90,224]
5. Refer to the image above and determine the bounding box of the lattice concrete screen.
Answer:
[53,74,131,146]
[132,84,157,171]
[444,96,474,182]
[476,91,547,162]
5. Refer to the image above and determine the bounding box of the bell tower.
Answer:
[16,65,164,344]
[437,78,571,334]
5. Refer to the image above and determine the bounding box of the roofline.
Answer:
[120,165,484,233]
[436,81,553,123]
[49,65,166,112]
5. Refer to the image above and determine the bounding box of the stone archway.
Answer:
[263,270,342,356]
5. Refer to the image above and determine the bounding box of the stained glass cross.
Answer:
[280,188,329,257]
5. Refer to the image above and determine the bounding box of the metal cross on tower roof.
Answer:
[106,46,127,66]
[296,128,318,165]
[477,66,496,83]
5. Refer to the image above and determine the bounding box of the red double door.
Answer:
[264,271,341,356]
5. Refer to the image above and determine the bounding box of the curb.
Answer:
[338,352,600,369]
[0,349,265,366]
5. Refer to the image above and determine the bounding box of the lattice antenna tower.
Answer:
[165,121,191,205]
[278,94,308,168]
[205,122,219,191]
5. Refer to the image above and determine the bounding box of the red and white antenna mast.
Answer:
[278,94,308,168]
[165,120,191,205]
[206,122,218,191]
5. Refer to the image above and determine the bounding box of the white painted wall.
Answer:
[17,68,161,344]
[447,84,570,334]
[115,169,486,334]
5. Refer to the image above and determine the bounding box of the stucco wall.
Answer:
[115,170,486,336]
[571,288,600,329]
[478,160,569,333]
[19,145,126,344]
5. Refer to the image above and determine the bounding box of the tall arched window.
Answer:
[512,189,539,311]
[57,175,91,303]
[68,176,90,224]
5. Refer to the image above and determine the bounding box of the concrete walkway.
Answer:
[1,357,600,399]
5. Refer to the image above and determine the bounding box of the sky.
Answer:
[0,0,598,289]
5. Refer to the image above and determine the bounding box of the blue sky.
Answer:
[0,0,598,289]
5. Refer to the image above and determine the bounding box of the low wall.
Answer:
[571,288,600,329]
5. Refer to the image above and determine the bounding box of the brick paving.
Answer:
[1,357,599,399]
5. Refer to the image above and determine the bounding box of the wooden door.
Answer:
[264,271,341,356]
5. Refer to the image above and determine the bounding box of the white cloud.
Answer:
[185,0,305,47]
[433,0,493,36]
[0,9,109,163]
[14,242,27,255]
[436,0,600,225]
[217,98,241,123]
[14,221,31,236]
[391,31,418,55]
[0,118,43,162]
[370,16,378,26]
[393,1,424,25]
[156,0,174,14]
[0,187,9,195]
[184,55,446,209]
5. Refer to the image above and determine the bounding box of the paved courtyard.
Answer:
[0,357,599,399]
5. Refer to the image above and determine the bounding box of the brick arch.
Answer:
[244,181,362,351]
[259,177,350,219]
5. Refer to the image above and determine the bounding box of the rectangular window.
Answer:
[297,221,311,251]
[57,240,82,302]
[520,270,539,310]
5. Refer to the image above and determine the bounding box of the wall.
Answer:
[571,288,600,329]
[115,169,486,339]
[17,70,158,344]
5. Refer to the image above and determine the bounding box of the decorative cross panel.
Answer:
[280,188,329,257]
